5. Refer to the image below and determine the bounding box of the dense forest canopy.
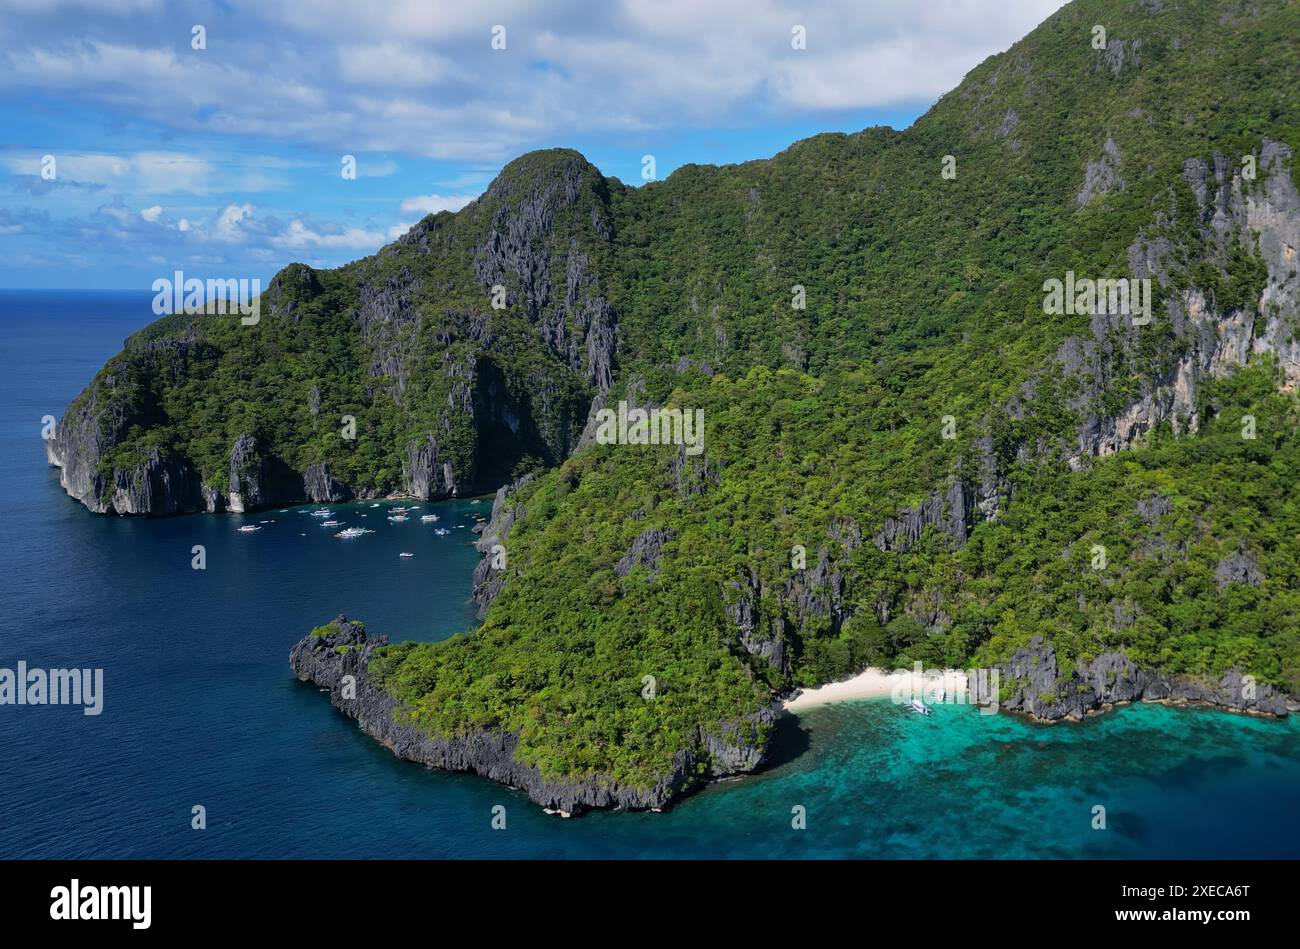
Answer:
[56,0,1300,789]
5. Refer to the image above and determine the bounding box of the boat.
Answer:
[420,514,439,523]
[399,552,415,559]
[237,525,261,533]
[388,515,409,523]
[907,698,933,716]
[434,528,450,536]
[309,509,332,517]
[390,506,408,514]
[321,520,341,527]
[335,527,371,538]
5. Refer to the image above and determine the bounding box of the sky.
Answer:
[0,0,1066,289]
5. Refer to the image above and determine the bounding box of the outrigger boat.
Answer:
[908,698,933,716]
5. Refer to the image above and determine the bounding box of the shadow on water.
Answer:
[760,712,812,771]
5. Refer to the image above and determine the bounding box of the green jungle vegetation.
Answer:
[67,0,1300,786]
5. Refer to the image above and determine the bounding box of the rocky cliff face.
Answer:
[47,151,616,517]
[472,152,617,392]
[471,474,533,617]
[873,480,981,553]
[290,616,778,814]
[968,636,1291,721]
[737,140,1298,667]
[1062,139,1300,465]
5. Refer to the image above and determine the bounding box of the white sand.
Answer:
[783,666,969,712]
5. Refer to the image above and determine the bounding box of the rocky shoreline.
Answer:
[969,637,1292,721]
[288,616,779,815]
[291,618,1290,816]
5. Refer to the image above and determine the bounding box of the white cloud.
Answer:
[0,2,1068,162]
[98,204,132,225]
[399,193,475,215]
[140,204,162,222]
[0,150,284,195]
[338,44,451,87]
[274,219,387,250]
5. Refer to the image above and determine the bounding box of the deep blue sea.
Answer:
[2,288,1298,859]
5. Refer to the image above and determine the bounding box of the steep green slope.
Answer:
[364,0,1300,790]
[52,0,1300,799]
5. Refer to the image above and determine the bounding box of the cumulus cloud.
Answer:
[0,0,1070,285]
[398,193,475,215]
[0,1,1067,162]
[273,218,388,249]
[0,150,283,195]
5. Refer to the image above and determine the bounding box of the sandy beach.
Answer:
[783,666,969,712]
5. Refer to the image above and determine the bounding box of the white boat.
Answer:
[335,527,371,538]
[309,509,332,517]
[434,528,450,536]
[421,514,439,523]
[370,503,380,508]
[321,520,341,527]
[237,525,261,533]
[908,698,933,716]
[399,552,414,559]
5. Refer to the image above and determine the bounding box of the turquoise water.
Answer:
[2,289,1298,859]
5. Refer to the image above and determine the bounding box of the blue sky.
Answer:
[0,0,1065,289]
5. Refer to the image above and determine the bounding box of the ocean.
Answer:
[2,288,1298,859]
